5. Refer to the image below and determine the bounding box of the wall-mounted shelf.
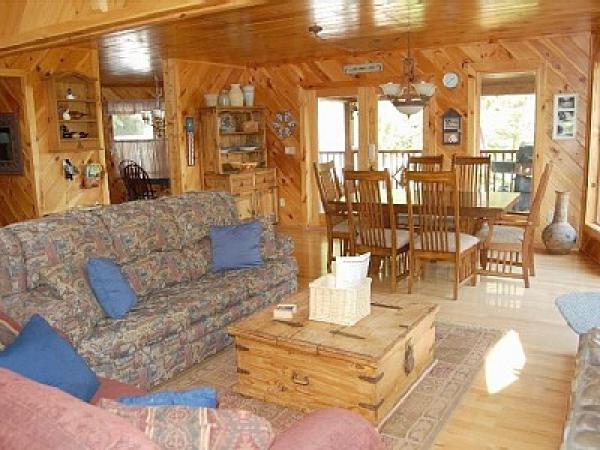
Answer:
[47,72,101,152]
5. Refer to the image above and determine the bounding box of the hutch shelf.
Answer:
[200,106,278,221]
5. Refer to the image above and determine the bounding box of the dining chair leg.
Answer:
[522,246,530,288]
[470,248,478,286]
[479,248,487,271]
[327,235,333,273]
[529,245,536,276]
[390,255,397,292]
[408,253,415,294]
[453,257,460,300]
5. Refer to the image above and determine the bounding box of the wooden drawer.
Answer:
[229,173,255,194]
[254,169,276,189]
[204,175,229,191]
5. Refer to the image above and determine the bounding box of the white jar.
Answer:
[204,93,218,107]
[242,85,255,107]
[229,84,244,107]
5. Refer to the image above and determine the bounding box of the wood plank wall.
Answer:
[0,76,37,225]
[163,59,248,194]
[245,33,592,233]
[0,46,109,224]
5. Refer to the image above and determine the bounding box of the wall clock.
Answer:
[272,111,296,139]
[442,72,460,89]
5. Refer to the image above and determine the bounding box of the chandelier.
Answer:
[380,11,435,116]
[143,75,166,138]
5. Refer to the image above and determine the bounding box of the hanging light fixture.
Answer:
[380,8,435,116]
[145,74,166,138]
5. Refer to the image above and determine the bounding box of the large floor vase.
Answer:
[542,190,577,254]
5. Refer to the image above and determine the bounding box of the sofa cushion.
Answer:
[78,297,190,360]
[121,250,191,296]
[99,400,274,450]
[160,191,238,245]
[98,200,181,263]
[86,258,138,319]
[0,229,26,297]
[0,368,157,450]
[0,287,96,346]
[7,212,114,290]
[0,314,100,402]
[210,221,264,272]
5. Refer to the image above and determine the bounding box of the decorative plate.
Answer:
[219,113,236,133]
[272,111,296,139]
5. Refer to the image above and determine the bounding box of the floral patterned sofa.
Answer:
[0,192,298,389]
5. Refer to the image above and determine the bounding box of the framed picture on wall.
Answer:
[552,94,577,140]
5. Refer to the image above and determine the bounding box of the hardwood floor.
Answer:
[281,226,593,449]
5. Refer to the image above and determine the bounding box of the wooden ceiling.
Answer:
[7,1,600,86]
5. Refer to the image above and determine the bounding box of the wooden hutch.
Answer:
[199,106,278,221]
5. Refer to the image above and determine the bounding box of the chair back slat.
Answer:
[452,155,491,193]
[528,162,553,225]
[313,161,343,211]
[406,171,459,253]
[407,154,444,172]
[344,170,396,251]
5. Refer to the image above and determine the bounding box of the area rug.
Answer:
[555,291,600,334]
[158,322,503,449]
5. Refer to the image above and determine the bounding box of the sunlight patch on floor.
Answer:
[485,329,526,394]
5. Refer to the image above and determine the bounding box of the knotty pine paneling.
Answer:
[0,76,37,225]
[248,33,592,234]
[0,46,109,222]
[163,59,248,194]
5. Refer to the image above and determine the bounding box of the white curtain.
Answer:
[106,100,169,179]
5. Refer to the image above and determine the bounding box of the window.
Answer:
[111,113,154,141]
[377,100,423,151]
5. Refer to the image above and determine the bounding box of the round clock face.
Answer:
[443,72,459,89]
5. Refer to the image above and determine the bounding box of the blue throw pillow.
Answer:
[0,314,99,401]
[119,387,218,408]
[86,257,137,319]
[210,220,264,272]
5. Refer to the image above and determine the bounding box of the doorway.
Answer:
[478,71,537,211]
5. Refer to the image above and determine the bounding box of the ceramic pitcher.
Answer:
[229,84,244,107]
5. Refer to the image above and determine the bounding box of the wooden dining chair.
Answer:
[406,170,479,300]
[477,162,552,287]
[313,161,351,272]
[398,154,445,228]
[344,169,410,292]
[451,155,491,234]
[121,161,157,201]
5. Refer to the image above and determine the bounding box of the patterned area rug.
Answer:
[158,322,503,449]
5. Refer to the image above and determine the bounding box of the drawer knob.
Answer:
[291,371,310,386]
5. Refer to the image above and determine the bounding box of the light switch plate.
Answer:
[284,146,296,155]
[279,198,286,207]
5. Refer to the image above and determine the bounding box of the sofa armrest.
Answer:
[270,408,384,450]
[271,233,294,259]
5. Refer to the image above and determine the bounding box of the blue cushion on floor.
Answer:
[119,387,217,408]
[0,314,99,401]
[556,292,600,334]
[210,220,264,272]
[86,257,137,319]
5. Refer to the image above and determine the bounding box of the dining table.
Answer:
[331,189,521,221]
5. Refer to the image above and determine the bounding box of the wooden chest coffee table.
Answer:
[228,291,439,425]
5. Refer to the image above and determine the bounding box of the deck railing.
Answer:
[318,148,519,191]
[481,149,518,192]
[318,149,421,187]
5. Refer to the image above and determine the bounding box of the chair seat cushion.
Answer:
[0,368,157,450]
[357,229,410,249]
[476,224,524,244]
[415,232,479,252]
